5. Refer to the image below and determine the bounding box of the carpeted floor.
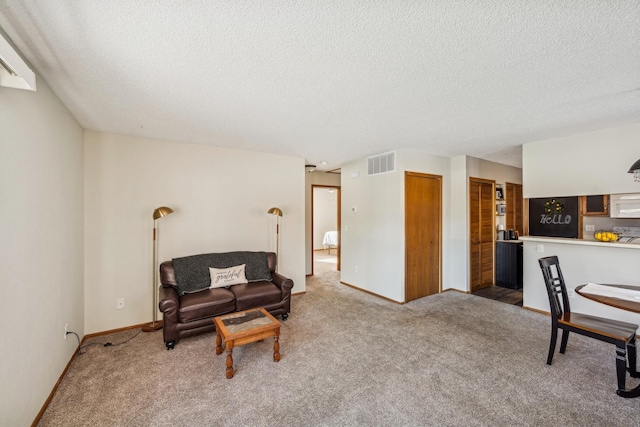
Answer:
[314,251,338,265]
[38,266,639,426]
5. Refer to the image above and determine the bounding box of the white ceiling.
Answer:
[1,1,639,170]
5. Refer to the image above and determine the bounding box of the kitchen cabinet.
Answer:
[496,241,523,289]
[580,195,609,216]
[505,183,523,235]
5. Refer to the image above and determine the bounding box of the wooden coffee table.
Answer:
[213,307,281,379]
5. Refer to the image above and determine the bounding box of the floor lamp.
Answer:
[267,207,283,272]
[142,206,173,332]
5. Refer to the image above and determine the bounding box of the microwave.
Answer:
[610,193,640,218]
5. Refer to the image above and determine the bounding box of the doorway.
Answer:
[405,172,442,302]
[311,185,341,275]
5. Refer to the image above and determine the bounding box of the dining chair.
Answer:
[538,256,638,393]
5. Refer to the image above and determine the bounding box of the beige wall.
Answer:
[339,152,523,298]
[340,149,451,302]
[449,155,469,291]
[84,131,305,333]
[523,121,640,198]
[0,75,84,423]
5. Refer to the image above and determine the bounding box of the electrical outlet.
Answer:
[567,288,575,299]
[64,323,68,339]
[585,224,595,232]
[355,265,359,273]
[536,244,544,253]
[116,298,125,309]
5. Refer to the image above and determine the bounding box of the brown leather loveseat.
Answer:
[158,251,292,349]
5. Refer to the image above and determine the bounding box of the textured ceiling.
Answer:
[1,1,639,170]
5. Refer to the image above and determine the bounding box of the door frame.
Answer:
[311,184,341,275]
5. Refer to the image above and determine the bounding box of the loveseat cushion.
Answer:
[231,281,282,311]
[172,251,272,295]
[179,288,235,323]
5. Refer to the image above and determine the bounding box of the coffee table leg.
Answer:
[215,332,223,355]
[225,341,234,379]
[273,328,281,362]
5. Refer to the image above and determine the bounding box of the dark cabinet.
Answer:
[496,241,523,289]
[580,195,609,216]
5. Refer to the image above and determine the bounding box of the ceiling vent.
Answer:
[0,32,36,91]
[367,151,395,176]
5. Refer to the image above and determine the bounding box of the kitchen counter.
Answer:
[519,235,640,250]
[521,236,640,326]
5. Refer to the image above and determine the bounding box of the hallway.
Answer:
[313,249,338,275]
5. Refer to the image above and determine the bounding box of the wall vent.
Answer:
[367,151,395,175]
[0,33,36,91]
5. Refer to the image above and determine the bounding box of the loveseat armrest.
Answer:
[271,272,294,300]
[159,285,180,348]
[159,285,179,319]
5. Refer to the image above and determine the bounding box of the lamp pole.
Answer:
[275,215,280,271]
[142,206,173,332]
[267,207,283,272]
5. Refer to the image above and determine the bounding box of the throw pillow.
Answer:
[209,264,248,288]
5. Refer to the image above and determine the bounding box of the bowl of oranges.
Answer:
[594,230,620,242]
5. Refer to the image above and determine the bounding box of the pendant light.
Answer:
[628,159,640,182]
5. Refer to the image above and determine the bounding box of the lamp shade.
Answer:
[267,207,283,216]
[628,159,640,182]
[153,206,174,220]
[628,159,640,174]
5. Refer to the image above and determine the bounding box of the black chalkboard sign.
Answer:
[528,197,579,238]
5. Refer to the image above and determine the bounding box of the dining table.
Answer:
[575,283,640,398]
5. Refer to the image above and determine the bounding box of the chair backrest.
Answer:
[538,256,571,319]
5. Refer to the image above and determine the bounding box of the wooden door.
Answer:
[405,172,442,302]
[506,182,523,236]
[469,178,495,292]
